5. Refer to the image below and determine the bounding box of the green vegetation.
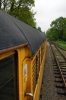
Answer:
[37,26,42,32]
[46,17,66,50]
[0,0,36,27]
[54,40,66,50]
[0,0,43,31]
[46,17,66,41]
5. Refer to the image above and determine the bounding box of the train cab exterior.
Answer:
[0,10,47,100]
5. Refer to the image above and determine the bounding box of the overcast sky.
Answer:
[33,0,66,32]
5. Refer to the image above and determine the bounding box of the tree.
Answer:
[17,0,34,9]
[46,28,55,40]
[46,17,66,41]
[37,26,42,32]
[63,30,66,41]
[50,17,66,40]
[0,0,2,9]
[0,0,36,27]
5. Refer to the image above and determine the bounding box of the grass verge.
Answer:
[54,40,66,50]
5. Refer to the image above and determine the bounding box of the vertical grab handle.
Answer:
[25,93,33,100]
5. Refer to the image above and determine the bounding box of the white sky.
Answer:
[33,0,66,32]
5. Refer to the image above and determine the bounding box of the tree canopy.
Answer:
[46,17,66,41]
[37,26,42,32]
[0,0,36,27]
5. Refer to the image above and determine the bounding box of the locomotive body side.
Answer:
[0,10,47,100]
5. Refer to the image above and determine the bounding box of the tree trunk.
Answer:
[0,0,1,9]
[18,0,22,10]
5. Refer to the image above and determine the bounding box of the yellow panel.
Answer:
[31,40,47,100]
[0,51,15,60]
[17,45,32,100]
[0,40,47,100]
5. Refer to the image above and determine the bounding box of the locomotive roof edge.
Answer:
[0,10,46,56]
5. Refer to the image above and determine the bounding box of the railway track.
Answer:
[50,42,66,95]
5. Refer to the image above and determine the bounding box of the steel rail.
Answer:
[53,43,66,60]
[50,42,66,88]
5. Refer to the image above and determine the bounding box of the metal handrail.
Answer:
[25,92,33,100]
